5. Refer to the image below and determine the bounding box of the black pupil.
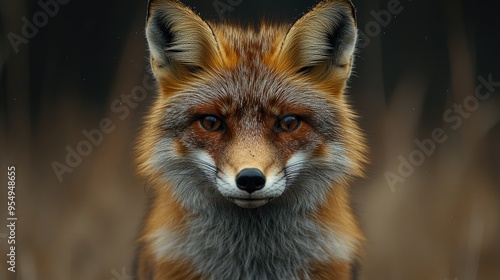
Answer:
[202,116,221,131]
[281,116,299,131]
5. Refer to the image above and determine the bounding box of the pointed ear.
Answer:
[146,0,222,78]
[276,0,357,81]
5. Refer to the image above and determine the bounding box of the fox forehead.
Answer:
[210,23,289,61]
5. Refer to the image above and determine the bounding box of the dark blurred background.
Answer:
[1,0,500,279]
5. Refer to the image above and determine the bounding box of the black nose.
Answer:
[236,168,266,193]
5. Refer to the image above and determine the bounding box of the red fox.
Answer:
[134,0,367,279]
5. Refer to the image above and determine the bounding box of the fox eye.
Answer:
[199,115,225,132]
[276,115,301,132]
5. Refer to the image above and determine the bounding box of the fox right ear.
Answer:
[146,0,222,78]
[275,0,358,85]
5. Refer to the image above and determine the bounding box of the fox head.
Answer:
[138,0,367,210]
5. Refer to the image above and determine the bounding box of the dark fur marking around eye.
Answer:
[187,65,204,74]
[297,66,314,75]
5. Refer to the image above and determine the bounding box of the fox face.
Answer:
[136,1,368,278]
[137,0,366,212]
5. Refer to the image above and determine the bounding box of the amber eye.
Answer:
[276,115,301,132]
[199,115,225,132]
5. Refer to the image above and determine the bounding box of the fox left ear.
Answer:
[145,0,222,79]
[276,0,357,82]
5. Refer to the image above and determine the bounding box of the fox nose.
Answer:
[236,168,266,193]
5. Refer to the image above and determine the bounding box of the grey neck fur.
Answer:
[155,202,338,280]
